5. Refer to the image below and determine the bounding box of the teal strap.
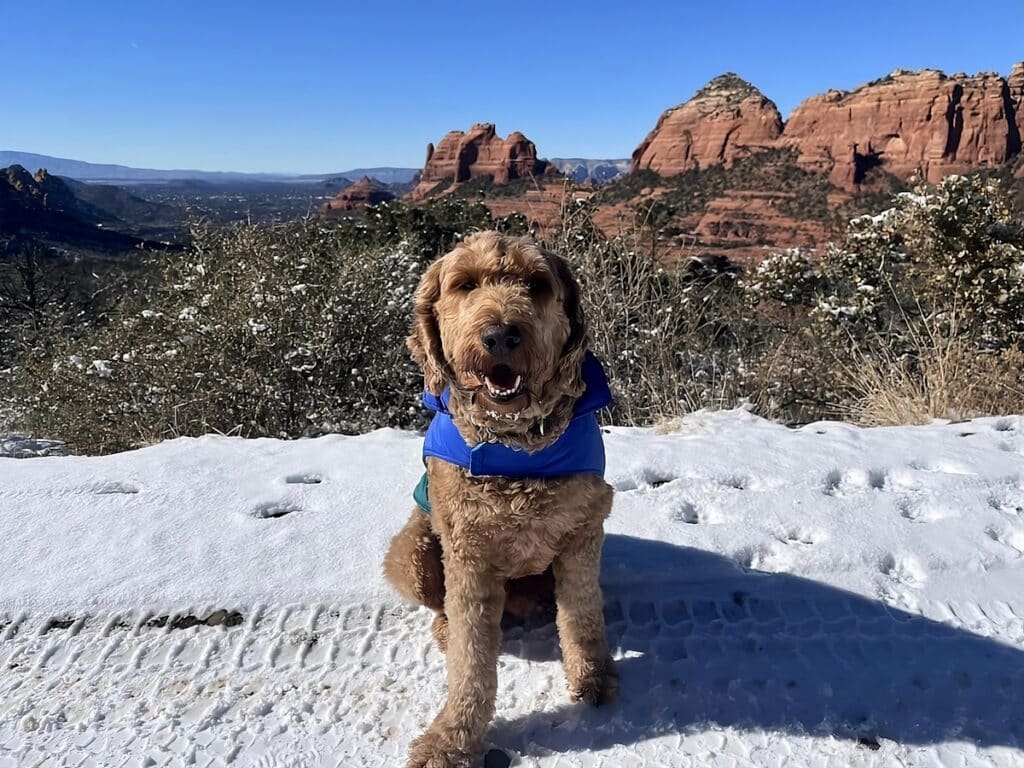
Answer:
[413,472,431,514]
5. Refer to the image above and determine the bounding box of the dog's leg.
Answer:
[406,561,504,768]
[553,525,618,706]
[384,510,447,650]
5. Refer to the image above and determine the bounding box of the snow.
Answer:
[1,410,1023,766]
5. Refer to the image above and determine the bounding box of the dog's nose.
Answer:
[481,324,521,356]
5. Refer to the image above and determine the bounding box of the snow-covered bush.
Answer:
[0,237,135,433]
[746,175,1024,422]
[545,200,758,424]
[10,176,1022,451]
[818,175,1024,348]
[18,221,424,451]
[750,176,1023,346]
[743,248,821,306]
[14,197,530,452]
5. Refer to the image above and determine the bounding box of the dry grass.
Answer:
[547,203,757,426]
[839,338,1023,426]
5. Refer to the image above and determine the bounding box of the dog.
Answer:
[383,231,617,768]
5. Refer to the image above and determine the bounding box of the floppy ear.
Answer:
[407,257,448,395]
[546,250,588,360]
[545,250,590,393]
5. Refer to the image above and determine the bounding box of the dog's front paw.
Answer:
[569,654,618,706]
[405,727,473,768]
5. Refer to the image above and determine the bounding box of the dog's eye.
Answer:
[526,278,549,295]
[458,280,477,292]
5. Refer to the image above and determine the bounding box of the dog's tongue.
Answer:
[488,364,518,390]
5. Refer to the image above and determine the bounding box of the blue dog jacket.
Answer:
[413,352,612,513]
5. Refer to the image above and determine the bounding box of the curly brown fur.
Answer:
[385,231,616,768]
[407,231,589,450]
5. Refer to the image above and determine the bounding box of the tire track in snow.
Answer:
[0,592,1022,767]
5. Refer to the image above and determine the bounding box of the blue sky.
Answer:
[3,0,1022,173]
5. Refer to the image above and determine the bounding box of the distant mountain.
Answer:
[546,158,630,184]
[299,168,419,185]
[322,176,398,214]
[0,152,283,184]
[0,151,419,185]
[60,177,176,226]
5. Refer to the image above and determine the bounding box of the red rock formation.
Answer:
[4,165,88,217]
[1009,62,1024,162]
[632,65,1024,191]
[631,74,784,175]
[468,64,1024,262]
[322,176,395,213]
[783,68,1023,188]
[408,123,549,200]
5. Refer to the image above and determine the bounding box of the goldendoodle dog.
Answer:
[383,231,618,767]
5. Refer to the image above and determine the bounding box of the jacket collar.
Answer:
[419,352,612,481]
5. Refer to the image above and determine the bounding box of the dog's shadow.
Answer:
[492,534,1024,755]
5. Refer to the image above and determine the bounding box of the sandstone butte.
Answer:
[631,73,784,176]
[322,176,395,213]
[406,123,551,201]
[634,63,1024,191]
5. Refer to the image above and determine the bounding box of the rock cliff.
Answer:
[0,165,144,248]
[632,65,1024,190]
[784,68,1022,187]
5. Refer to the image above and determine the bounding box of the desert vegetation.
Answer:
[600,148,836,222]
[1,174,1021,454]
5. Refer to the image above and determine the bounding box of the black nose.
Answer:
[481,324,522,356]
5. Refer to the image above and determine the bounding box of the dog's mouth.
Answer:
[481,364,523,402]
[472,363,528,411]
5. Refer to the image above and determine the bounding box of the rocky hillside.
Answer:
[406,123,554,200]
[586,63,1021,263]
[0,165,156,251]
[332,63,1024,262]
[786,65,1024,187]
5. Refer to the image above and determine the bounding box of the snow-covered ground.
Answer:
[1,410,1023,767]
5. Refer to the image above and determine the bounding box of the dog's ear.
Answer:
[546,250,588,358]
[546,250,589,387]
[407,257,448,395]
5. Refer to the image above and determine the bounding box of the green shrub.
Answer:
[12,196,533,452]
[9,174,1022,452]
[747,174,1024,422]
[743,248,820,306]
[335,196,529,258]
[813,174,1024,349]
[16,221,425,451]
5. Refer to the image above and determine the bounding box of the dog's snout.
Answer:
[481,324,521,356]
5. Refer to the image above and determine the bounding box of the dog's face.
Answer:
[409,231,587,438]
